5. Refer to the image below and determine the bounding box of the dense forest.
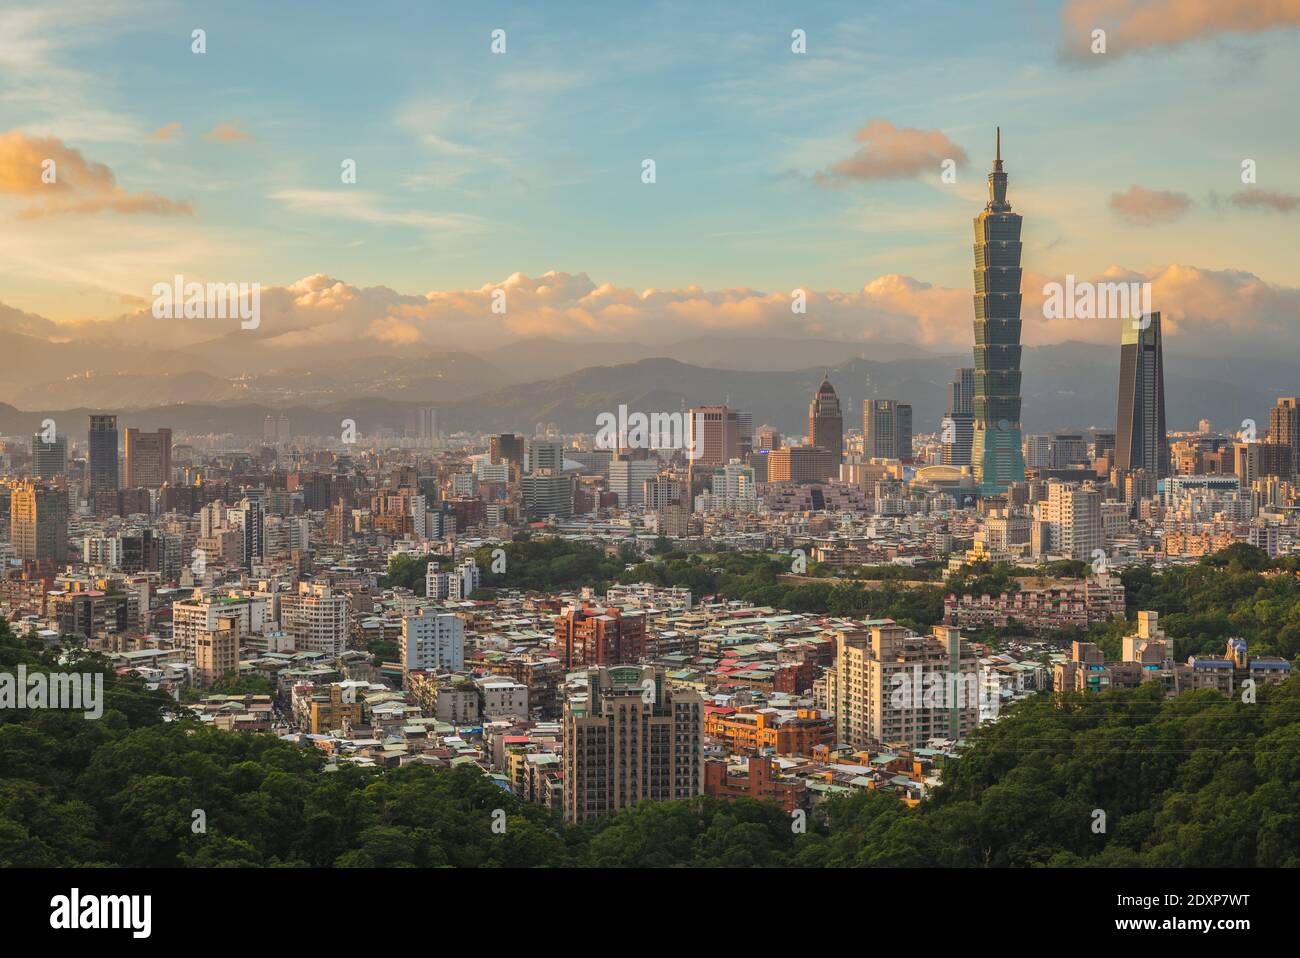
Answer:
[4,543,1300,866]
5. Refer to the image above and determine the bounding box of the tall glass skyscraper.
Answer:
[971,128,1026,495]
[1115,311,1169,478]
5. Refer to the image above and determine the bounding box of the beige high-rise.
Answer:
[834,622,980,750]
[563,665,703,823]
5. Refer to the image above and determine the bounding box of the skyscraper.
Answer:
[1115,312,1169,478]
[124,427,172,488]
[943,368,975,467]
[10,481,69,562]
[88,414,119,513]
[1269,397,1300,474]
[31,432,68,479]
[863,400,912,460]
[971,128,1026,495]
[809,374,844,469]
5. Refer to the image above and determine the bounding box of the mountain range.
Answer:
[0,336,1293,443]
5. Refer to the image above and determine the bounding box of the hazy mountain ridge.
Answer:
[0,342,1292,442]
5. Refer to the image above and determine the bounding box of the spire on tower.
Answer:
[994,126,1002,171]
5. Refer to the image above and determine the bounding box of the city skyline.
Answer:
[2,0,1298,897]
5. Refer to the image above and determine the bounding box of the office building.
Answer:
[490,433,525,472]
[971,128,1027,495]
[766,446,836,483]
[863,399,912,460]
[688,405,742,467]
[124,427,172,489]
[31,432,67,479]
[943,368,975,467]
[1269,397,1300,474]
[520,473,574,519]
[563,665,704,822]
[1115,311,1169,478]
[608,458,660,509]
[808,375,844,468]
[525,439,564,474]
[88,414,119,513]
[10,481,69,562]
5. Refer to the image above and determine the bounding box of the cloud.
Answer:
[1109,185,1191,225]
[268,189,484,232]
[1060,0,1300,61]
[18,263,1300,362]
[1228,188,1300,212]
[149,122,182,142]
[814,120,968,187]
[203,121,253,143]
[0,130,193,218]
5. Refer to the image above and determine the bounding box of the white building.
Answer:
[400,610,465,672]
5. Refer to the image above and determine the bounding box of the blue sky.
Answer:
[1,0,1299,358]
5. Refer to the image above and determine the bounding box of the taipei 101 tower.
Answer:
[970,127,1026,495]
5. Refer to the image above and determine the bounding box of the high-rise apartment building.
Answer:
[970,128,1027,495]
[195,615,241,688]
[124,427,172,489]
[1115,312,1169,478]
[943,368,975,467]
[863,400,912,460]
[833,623,980,750]
[808,375,844,468]
[226,498,265,569]
[563,665,704,822]
[88,414,120,513]
[10,481,69,562]
[555,604,646,669]
[1035,481,1103,560]
[400,609,465,672]
[280,582,350,657]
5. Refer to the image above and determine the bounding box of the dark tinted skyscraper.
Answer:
[1115,312,1169,478]
[88,414,119,513]
[971,128,1026,495]
[809,374,844,468]
[1269,397,1300,474]
[863,400,912,460]
[943,368,974,467]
